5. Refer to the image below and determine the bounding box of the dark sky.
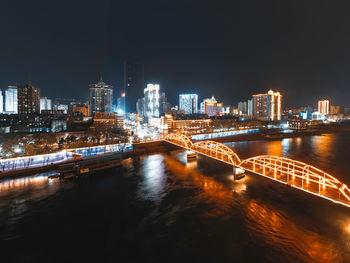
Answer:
[0,0,349,108]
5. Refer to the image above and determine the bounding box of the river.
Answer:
[1,132,350,263]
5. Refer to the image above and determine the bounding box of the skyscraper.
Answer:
[0,90,3,113]
[18,83,40,114]
[124,62,144,112]
[318,99,330,115]
[89,77,113,116]
[252,90,282,121]
[179,94,198,114]
[136,84,169,121]
[40,97,52,112]
[5,86,18,114]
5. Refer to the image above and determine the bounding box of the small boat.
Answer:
[187,151,197,161]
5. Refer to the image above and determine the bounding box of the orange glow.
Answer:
[165,133,350,208]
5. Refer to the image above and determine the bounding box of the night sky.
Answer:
[0,0,350,108]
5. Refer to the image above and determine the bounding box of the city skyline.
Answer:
[1,1,350,107]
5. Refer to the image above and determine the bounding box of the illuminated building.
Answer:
[68,104,90,116]
[200,96,223,116]
[0,90,3,113]
[318,100,330,115]
[18,83,40,114]
[237,101,248,115]
[117,92,126,115]
[40,97,52,112]
[89,77,113,117]
[247,99,253,116]
[252,90,282,121]
[330,105,343,115]
[179,94,198,114]
[124,62,144,112]
[136,84,170,121]
[4,86,18,114]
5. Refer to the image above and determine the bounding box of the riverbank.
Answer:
[210,125,350,144]
[0,141,177,180]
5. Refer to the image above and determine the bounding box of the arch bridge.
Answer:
[164,133,350,208]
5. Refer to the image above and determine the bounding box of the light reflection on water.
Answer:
[1,132,350,262]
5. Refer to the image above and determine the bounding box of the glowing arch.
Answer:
[192,140,241,165]
[240,155,350,205]
[165,133,193,149]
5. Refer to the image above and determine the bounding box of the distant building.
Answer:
[252,90,282,121]
[237,101,248,115]
[18,83,40,114]
[200,96,223,116]
[318,100,330,115]
[247,99,253,116]
[0,90,3,113]
[330,105,343,115]
[4,86,18,114]
[136,84,170,121]
[179,94,198,114]
[89,77,113,117]
[40,97,52,112]
[68,104,90,116]
[117,92,126,115]
[124,62,144,112]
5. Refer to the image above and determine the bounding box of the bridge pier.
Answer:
[186,150,197,161]
[233,167,245,180]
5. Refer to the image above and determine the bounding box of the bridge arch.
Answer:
[165,133,193,149]
[192,140,241,165]
[240,155,350,205]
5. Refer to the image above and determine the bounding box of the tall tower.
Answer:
[18,83,40,114]
[252,90,282,121]
[124,62,144,113]
[179,94,198,114]
[5,86,18,114]
[318,99,330,115]
[89,77,113,117]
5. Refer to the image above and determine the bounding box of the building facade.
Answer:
[40,97,52,112]
[18,83,40,114]
[0,90,3,113]
[5,86,18,114]
[136,84,170,121]
[252,90,282,121]
[318,99,330,115]
[200,96,223,116]
[124,62,144,112]
[179,94,198,114]
[89,78,113,117]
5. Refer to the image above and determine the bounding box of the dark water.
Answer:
[1,132,350,263]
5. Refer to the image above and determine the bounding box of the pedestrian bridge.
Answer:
[164,133,350,208]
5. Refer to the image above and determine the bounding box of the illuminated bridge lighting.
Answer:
[164,133,350,208]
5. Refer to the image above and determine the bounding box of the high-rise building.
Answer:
[40,97,52,112]
[5,86,18,114]
[136,84,169,121]
[18,83,40,114]
[124,62,144,112]
[252,90,282,121]
[0,90,3,113]
[179,94,198,114]
[318,99,330,115]
[200,96,223,116]
[117,92,126,115]
[89,77,113,116]
[237,101,248,115]
[247,99,253,116]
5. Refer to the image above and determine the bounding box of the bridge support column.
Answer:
[233,167,245,180]
[186,150,197,161]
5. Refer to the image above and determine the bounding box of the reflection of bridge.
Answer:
[164,133,350,208]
